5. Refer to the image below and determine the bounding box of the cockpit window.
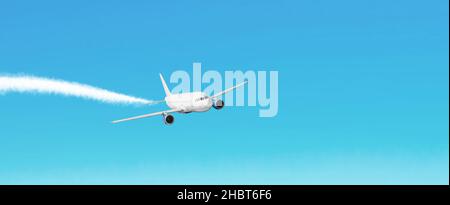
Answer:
[196,96,208,101]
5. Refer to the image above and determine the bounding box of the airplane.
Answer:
[112,73,247,125]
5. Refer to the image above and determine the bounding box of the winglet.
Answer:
[159,73,171,96]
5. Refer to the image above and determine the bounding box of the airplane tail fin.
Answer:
[159,73,171,96]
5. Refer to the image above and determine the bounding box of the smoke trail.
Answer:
[0,75,156,105]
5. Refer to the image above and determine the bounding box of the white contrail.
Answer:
[0,75,156,105]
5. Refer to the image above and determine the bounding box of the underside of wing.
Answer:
[111,108,181,124]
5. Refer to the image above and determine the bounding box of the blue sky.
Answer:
[0,0,448,184]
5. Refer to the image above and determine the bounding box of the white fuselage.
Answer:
[165,92,213,113]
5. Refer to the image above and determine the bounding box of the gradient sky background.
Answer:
[0,0,448,184]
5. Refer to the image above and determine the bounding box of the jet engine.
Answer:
[213,100,224,110]
[162,113,174,125]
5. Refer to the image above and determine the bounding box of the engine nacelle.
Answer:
[162,113,174,125]
[213,100,224,110]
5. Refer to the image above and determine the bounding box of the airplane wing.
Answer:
[210,81,247,99]
[112,108,181,124]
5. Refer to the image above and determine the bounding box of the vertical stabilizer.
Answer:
[159,73,171,96]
